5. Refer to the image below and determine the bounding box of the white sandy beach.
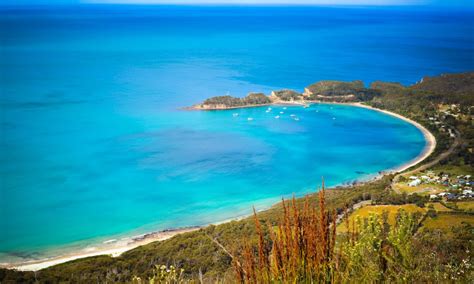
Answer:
[3,102,436,272]
[5,227,199,271]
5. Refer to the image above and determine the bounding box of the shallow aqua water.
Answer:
[0,6,472,261]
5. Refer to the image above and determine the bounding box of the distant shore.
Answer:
[185,101,308,111]
[4,102,436,272]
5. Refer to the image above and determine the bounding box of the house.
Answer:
[408,179,421,187]
[446,193,457,200]
[462,189,473,195]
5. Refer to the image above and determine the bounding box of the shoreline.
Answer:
[185,101,308,111]
[346,102,436,174]
[3,102,436,272]
[3,227,200,272]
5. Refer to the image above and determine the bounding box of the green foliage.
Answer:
[201,92,270,108]
[337,210,473,283]
[242,92,271,105]
[370,81,407,95]
[132,265,185,284]
[411,72,474,105]
[304,80,381,102]
[271,89,302,101]
[202,95,242,107]
[306,80,364,96]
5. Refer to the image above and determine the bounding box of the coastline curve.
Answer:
[4,102,436,272]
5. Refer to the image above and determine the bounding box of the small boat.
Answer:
[332,117,336,120]
[290,114,296,117]
[293,117,300,121]
[265,109,271,113]
[283,107,287,110]
[275,115,280,119]
[248,117,254,121]
[267,107,272,111]
[232,113,239,117]
[280,111,284,114]
[303,104,309,108]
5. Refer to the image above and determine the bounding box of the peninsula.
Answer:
[189,80,382,110]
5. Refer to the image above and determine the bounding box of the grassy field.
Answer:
[431,164,474,176]
[426,202,453,212]
[455,201,474,212]
[393,182,446,195]
[445,201,474,212]
[422,213,474,233]
[337,204,426,233]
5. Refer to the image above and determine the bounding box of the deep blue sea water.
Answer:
[1,5,473,262]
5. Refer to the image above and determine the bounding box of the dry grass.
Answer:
[422,214,474,232]
[453,201,474,212]
[426,202,453,212]
[234,185,338,283]
[394,183,446,195]
[337,204,426,233]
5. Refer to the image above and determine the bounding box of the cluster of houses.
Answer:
[406,171,473,200]
[427,104,460,138]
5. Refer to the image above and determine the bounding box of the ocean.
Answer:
[0,5,472,262]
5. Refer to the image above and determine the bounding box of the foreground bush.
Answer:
[233,187,473,283]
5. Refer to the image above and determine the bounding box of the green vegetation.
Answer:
[422,213,474,232]
[199,92,270,109]
[132,265,185,284]
[271,89,302,101]
[305,80,364,96]
[235,192,472,283]
[336,204,426,232]
[304,80,381,102]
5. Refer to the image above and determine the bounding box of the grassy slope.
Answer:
[336,204,427,233]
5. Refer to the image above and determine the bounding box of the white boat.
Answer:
[280,111,284,114]
[275,115,280,119]
[303,104,309,108]
[267,107,272,111]
[232,113,239,117]
[294,117,300,121]
[290,114,296,117]
[248,117,254,121]
[332,117,336,120]
[265,109,271,113]
[283,107,287,110]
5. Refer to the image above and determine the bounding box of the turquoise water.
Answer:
[1,6,473,262]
